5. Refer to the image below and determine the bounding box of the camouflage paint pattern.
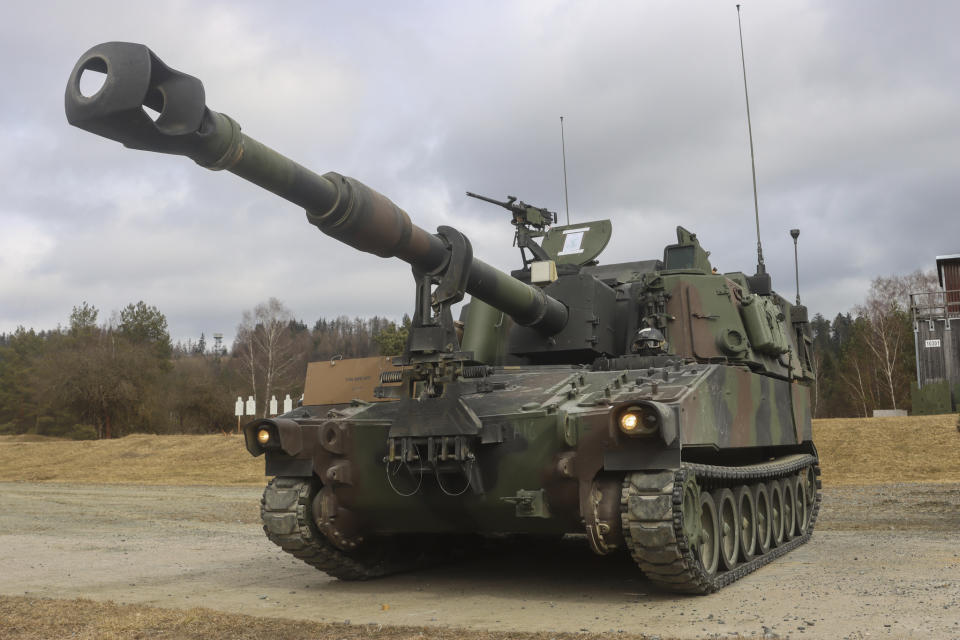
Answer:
[246,357,814,537]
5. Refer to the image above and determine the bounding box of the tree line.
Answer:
[0,269,941,438]
[0,298,407,439]
[808,270,937,418]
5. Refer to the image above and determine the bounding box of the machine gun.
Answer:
[466,191,556,268]
[465,192,556,230]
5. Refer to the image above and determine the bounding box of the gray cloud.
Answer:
[1,0,958,344]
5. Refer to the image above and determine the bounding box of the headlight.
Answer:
[618,405,660,437]
[257,428,271,445]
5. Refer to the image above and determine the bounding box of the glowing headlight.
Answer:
[618,405,660,436]
[620,412,640,432]
[257,429,271,445]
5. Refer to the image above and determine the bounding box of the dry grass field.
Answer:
[813,413,960,484]
[0,433,263,485]
[1,596,674,640]
[0,414,957,486]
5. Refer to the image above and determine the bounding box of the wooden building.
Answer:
[911,254,960,414]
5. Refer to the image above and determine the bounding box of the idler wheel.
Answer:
[781,479,797,541]
[680,475,702,548]
[792,474,809,533]
[713,488,739,571]
[695,490,720,576]
[735,485,757,562]
[768,480,785,547]
[752,482,772,555]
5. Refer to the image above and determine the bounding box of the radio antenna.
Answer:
[790,228,801,305]
[560,115,571,225]
[736,4,765,275]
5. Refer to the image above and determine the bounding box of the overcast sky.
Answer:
[2,0,958,346]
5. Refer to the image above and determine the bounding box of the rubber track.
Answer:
[260,477,424,580]
[621,453,821,594]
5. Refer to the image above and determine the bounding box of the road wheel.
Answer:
[695,490,720,576]
[793,474,809,533]
[768,480,784,547]
[752,482,771,555]
[735,485,757,562]
[713,488,739,571]
[781,478,796,541]
[680,474,702,547]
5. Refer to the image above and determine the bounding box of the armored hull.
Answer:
[252,352,818,593]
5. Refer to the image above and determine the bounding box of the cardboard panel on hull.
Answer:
[303,356,403,406]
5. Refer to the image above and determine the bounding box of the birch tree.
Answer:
[855,272,937,411]
[235,298,307,417]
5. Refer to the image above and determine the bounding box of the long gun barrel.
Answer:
[465,192,516,209]
[65,42,567,334]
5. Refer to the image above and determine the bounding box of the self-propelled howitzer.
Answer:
[66,42,820,594]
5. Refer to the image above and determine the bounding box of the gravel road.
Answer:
[1,481,958,639]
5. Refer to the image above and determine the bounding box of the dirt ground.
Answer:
[0,481,958,640]
[1,415,959,639]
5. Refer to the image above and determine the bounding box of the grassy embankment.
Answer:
[0,414,957,486]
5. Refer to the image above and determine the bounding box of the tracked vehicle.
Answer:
[65,42,820,593]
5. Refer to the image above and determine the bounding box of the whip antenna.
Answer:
[560,116,571,225]
[790,228,801,305]
[737,4,765,275]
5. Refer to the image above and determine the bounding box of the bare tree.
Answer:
[886,269,940,308]
[838,360,870,418]
[854,272,936,411]
[810,347,822,418]
[234,298,307,417]
[235,319,259,414]
[837,341,871,418]
[856,294,905,411]
[834,318,882,417]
